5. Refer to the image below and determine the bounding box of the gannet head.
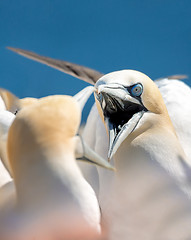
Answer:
[8,92,113,178]
[19,97,38,109]
[0,88,20,114]
[8,96,79,174]
[94,70,170,159]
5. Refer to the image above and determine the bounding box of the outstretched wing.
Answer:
[7,47,103,85]
[155,74,188,81]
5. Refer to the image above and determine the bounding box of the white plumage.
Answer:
[91,70,191,239]
[156,77,191,161]
[6,47,191,239]
[0,88,114,239]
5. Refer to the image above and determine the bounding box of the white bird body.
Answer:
[0,90,115,239]
[82,70,191,239]
[110,144,191,240]
[82,76,191,188]
[6,47,191,238]
[10,139,101,236]
[156,78,191,161]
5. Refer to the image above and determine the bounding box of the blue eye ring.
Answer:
[131,83,143,97]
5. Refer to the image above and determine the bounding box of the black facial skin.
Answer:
[97,91,147,135]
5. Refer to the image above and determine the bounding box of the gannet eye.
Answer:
[131,84,143,97]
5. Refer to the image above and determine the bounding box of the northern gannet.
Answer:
[0,88,113,239]
[93,70,191,239]
[6,47,191,238]
[0,91,38,176]
[94,70,191,186]
[7,47,191,162]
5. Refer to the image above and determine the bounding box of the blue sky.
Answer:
[0,0,191,120]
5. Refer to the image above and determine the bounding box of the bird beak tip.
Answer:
[108,165,116,171]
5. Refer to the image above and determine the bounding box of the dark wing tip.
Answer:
[7,47,104,85]
[167,74,188,80]
[155,74,188,81]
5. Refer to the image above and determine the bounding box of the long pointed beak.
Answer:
[96,83,140,106]
[106,111,144,160]
[74,135,115,171]
[95,83,145,160]
[73,86,94,111]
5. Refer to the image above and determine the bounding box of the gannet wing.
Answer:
[7,47,103,85]
[156,77,191,161]
[155,74,188,81]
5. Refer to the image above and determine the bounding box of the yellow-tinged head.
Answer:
[8,90,114,178]
[94,69,175,159]
[19,97,38,109]
[96,70,169,115]
[0,88,20,113]
[7,95,81,172]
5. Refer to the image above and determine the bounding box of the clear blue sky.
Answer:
[0,0,191,121]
